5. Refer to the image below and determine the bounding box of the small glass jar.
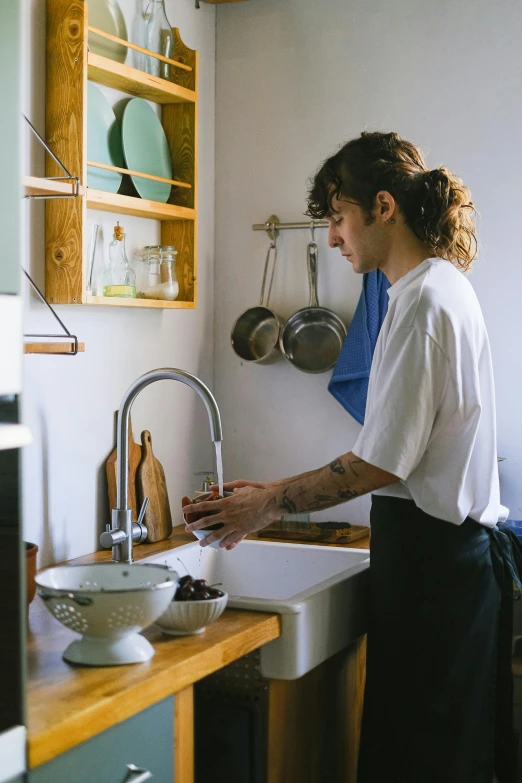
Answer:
[159,245,179,301]
[136,245,178,301]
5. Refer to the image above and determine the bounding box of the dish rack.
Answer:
[45,0,198,310]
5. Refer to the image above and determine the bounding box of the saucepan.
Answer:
[231,219,283,364]
[280,230,346,373]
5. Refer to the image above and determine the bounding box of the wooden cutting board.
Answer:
[258,521,369,545]
[106,413,142,521]
[136,430,173,543]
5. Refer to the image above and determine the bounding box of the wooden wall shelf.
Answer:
[85,296,194,310]
[24,342,86,354]
[23,176,84,199]
[87,52,196,105]
[85,189,195,221]
[46,0,198,309]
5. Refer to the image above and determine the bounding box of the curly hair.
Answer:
[306,131,477,271]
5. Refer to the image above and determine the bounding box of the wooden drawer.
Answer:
[29,697,174,783]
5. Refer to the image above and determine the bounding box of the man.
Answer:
[183,131,517,782]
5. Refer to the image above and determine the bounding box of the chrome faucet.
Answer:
[99,368,223,563]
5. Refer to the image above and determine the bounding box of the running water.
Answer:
[214,440,224,497]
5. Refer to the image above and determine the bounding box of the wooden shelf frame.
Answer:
[45,0,198,309]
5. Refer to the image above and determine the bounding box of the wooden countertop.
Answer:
[27,525,370,768]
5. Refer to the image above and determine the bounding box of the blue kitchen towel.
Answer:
[328,269,390,425]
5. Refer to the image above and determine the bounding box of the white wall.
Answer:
[214,0,522,523]
[22,0,217,566]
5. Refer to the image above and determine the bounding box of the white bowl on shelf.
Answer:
[155,592,228,636]
[35,563,178,666]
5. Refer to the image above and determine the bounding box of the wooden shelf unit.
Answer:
[45,0,198,309]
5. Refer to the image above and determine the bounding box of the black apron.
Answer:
[357,495,522,783]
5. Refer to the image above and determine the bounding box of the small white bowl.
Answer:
[155,592,228,636]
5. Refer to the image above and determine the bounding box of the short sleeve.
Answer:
[352,327,449,480]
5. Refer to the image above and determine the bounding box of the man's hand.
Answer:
[182,482,279,550]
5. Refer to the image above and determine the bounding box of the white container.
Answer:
[155,593,228,635]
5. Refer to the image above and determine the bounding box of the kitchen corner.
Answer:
[27,527,370,782]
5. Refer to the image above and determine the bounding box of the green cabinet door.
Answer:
[30,697,175,783]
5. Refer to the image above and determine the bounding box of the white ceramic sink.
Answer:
[143,539,370,679]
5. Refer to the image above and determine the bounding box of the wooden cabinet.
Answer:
[29,697,174,783]
[194,638,366,783]
[45,0,198,309]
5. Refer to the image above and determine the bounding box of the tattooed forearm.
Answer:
[348,458,364,478]
[304,489,359,512]
[273,452,398,516]
[280,492,297,514]
[329,458,346,475]
[338,488,358,500]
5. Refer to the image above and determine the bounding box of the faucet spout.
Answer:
[102,368,223,563]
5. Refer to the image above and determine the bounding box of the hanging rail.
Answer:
[252,218,329,232]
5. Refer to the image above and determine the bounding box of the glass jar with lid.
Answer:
[159,245,179,301]
[136,245,179,301]
[135,245,160,298]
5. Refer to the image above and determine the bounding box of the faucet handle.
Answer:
[132,497,149,544]
[100,524,126,549]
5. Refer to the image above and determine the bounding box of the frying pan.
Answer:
[231,219,282,364]
[280,238,346,373]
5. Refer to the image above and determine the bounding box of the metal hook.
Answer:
[260,228,278,308]
[264,215,280,243]
[310,221,316,244]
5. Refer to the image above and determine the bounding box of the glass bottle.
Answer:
[132,0,148,72]
[142,0,175,81]
[103,222,136,298]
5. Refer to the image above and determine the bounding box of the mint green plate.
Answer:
[122,98,172,203]
[87,83,124,193]
[87,0,128,64]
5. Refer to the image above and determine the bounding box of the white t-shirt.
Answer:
[352,257,508,527]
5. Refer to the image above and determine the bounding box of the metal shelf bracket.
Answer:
[23,270,79,356]
[23,115,80,200]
